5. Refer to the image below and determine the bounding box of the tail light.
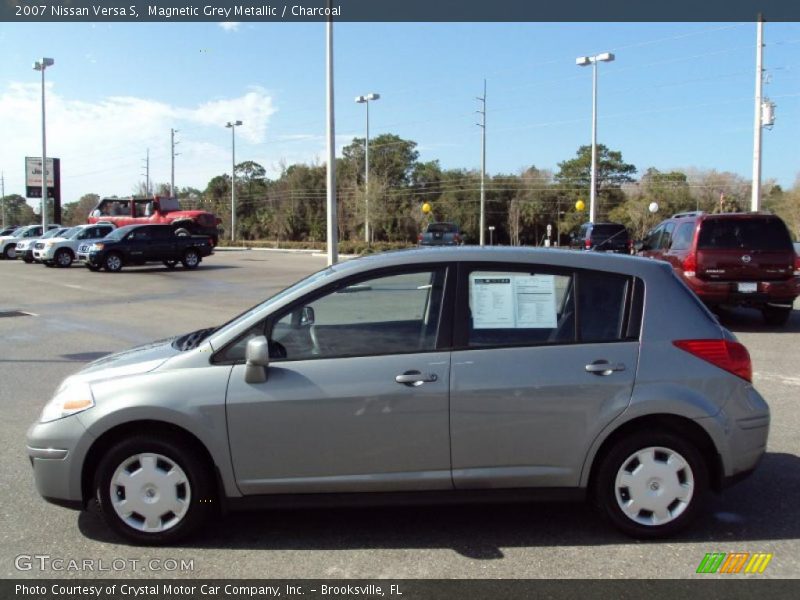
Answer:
[454,234,462,244]
[627,239,633,253]
[584,238,591,250]
[794,254,800,277]
[683,251,697,278]
[673,339,752,382]
[417,233,423,243]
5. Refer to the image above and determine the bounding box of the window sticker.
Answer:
[470,272,558,329]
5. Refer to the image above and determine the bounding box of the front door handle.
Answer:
[585,360,626,376]
[395,370,438,386]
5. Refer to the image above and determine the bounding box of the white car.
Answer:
[0,224,61,259]
[35,223,116,268]
[16,226,72,263]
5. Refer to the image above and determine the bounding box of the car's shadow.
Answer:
[77,452,800,554]
[100,264,239,274]
[714,306,800,334]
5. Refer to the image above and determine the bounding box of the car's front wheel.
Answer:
[595,431,708,538]
[2,245,14,259]
[55,249,73,268]
[104,253,123,272]
[94,435,214,545]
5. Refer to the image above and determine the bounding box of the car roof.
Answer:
[331,246,667,279]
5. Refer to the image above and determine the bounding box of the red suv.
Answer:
[638,211,799,325]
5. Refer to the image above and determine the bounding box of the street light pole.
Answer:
[355,93,380,243]
[33,57,54,228]
[477,79,486,246]
[225,120,242,242]
[576,52,614,224]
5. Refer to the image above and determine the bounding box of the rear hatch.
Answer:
[591,224,629,251]
[695,215,794,282]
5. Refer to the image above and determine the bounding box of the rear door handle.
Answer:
[585,360,626,376]
[395,370,438,386]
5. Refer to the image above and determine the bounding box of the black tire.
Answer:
[94,434,215,545]
[594,431,708,539]
[762,306,791,326]
[55,248,73,268]
[174,228,191,237]
[23,256,33,264]
[104,253,123,272]
[2,245,13,259]
[181,249,200,269]
[163,260,178,269]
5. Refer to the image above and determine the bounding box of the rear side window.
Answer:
[697,218,793,251]
[463,266,640,347]
[670,222,695,250]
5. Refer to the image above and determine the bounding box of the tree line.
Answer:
[5,133,799,245]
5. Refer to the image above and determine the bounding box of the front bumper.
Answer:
[16,248,34,261]
[26,416,95,507]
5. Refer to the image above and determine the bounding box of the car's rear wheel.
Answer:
[175,228,190,237]
[181,249,200,269]
[762,305,791,326]
[595,431,708,538]
[55,249,73,268]
[95,435,214,545]
[104,253,123,272]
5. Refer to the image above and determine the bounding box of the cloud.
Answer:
[0,82,277,201]
[218,22,241,32]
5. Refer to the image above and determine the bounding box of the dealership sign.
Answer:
[25,157,57,198]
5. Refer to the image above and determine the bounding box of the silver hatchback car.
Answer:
[27,248,769,544]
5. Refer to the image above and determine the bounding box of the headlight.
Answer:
[90,243,104,251]
[40,382,95,423]
[45,241,55,248]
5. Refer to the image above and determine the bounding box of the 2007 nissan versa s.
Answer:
[27,248,769,544]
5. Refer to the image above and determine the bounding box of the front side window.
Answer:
[269,269,447,361]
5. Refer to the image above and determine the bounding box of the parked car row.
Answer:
[2,223,214,272]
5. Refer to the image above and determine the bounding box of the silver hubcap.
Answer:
[57,252,71,266]
[614,446,694,527]
[110,453,191,533]
[107,255,121,270]
[185,253,198,266]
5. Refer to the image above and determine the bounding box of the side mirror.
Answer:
[300,306,315,327]
[244,336,269,384]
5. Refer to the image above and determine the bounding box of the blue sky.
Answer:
[0,21,798,205]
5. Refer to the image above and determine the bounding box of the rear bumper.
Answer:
[684,276,798,307]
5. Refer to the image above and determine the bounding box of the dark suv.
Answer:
[570,222,631,254]
[638,211,799,325]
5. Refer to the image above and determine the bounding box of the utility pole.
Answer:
[477,79,486,246]
[141,149,150,196]
[751,15,764,212]
[170,128,180,198]
[1,172,5,228]
[325,14,338,266]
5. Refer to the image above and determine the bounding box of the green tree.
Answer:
[62,193,99,225]
[2,194,36,226]
[555,145,637,222]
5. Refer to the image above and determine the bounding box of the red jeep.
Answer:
[87,197,221,246]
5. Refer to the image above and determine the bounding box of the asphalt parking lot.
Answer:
[1,249,799,579]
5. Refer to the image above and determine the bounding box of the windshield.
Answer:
[105,225,137,241]
[42,228,67,239]
[60,227,82,239]
[12,227,31,238]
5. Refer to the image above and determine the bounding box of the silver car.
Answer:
[27,248,769,544]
